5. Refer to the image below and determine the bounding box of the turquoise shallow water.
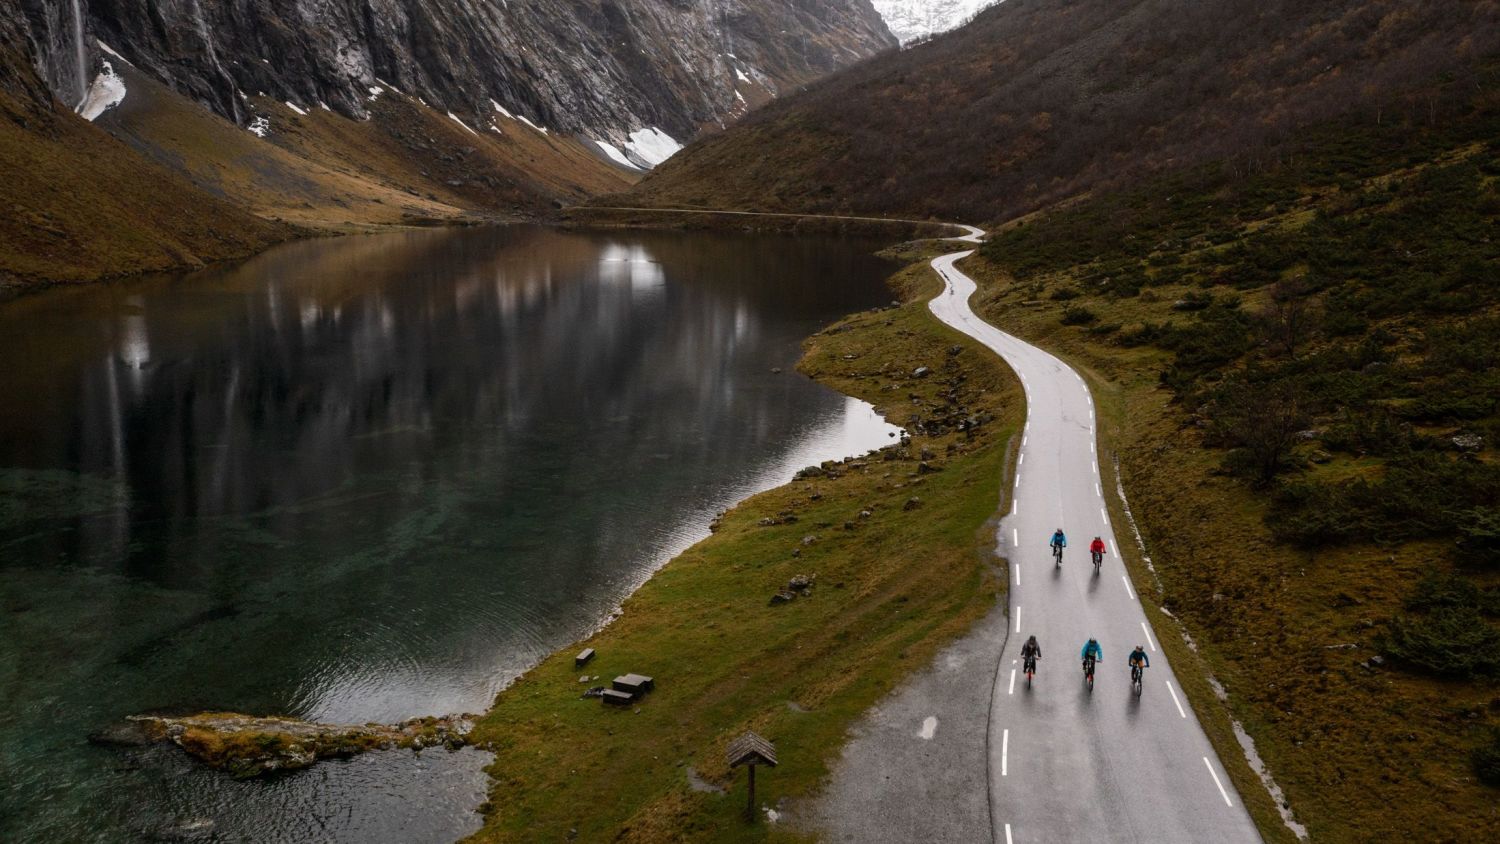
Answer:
[0,225,899,842]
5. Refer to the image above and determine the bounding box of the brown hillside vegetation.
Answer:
[96,61,634,232]
[620,0,1500,223]
[961,79,1500,839]
[0,28,295,288]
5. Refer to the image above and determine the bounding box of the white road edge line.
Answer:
[1001,729,1009,776]
[1008,668,1016,695]
[1122,575,1135,600]
[1015,606,1021,632]
[1012,500,1017,515]
[1005,823,1013,844]
[1204,757,1234,806]
[1166,680,1188,718]
[1014,562,1020,586]
[1101,506,1108,522]
[1141,621,1156,651]
[1013,528,1018,546]
[1018,453,1024,466]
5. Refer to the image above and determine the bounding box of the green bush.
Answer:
[1061,305,1098,326]
[1473,729,1500,787]
[1406,569,1500,615]
[1457,508,1500,570]
[1380,604,1500,678]
[1269,454,1500,546]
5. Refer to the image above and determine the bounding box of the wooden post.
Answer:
[726,730,777,824]
[746,764,756,821]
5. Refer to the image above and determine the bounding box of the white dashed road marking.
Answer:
[1141,622,1156,651]
[1008,668,1016,695]
[918,716,937,740]
[1166,681,1188,719]
[1122,575,1135,600]
[1205,757,1234,806]
[1001,729,1009,776]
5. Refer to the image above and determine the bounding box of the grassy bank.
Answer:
[958,95,1500,840]
[465,243,1022,841]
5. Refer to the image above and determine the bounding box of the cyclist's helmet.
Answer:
[1088,638,1097,644]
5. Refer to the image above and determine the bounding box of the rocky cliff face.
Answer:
[11,0,893,165]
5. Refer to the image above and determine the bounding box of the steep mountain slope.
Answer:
[25,0,894,164]
[2,0,894,287]
[620,0,1500,221]
[0,14,295,288]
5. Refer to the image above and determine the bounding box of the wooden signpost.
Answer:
[726,731,778,821]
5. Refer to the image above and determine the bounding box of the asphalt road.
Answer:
[925,240,1262,843]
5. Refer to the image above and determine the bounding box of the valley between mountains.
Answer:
[3,1,1498,842]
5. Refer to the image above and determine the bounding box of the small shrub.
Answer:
[1457,508,1500,569]
[1206,379,1309,485]
[1050,286,1081,300]
[1380,604,1500,678]
[1406,569,1500,615]
[1473,729,1500,787]
[1061,305,1098,326]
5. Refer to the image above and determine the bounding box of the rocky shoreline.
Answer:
[92,712,477,779]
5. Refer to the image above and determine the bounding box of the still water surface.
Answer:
[0,225,898,842]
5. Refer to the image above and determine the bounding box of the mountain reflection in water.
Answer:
[0,225,898,843]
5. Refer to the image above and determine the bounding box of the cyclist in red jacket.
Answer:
[1089,536,1106,568]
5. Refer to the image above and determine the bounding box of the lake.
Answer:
[0,225,900,842]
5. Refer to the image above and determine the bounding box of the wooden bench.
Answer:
[601,689,634,706]
[612,674,655,695]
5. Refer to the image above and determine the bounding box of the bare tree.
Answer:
[1260,276,1319,360]
[1208,379,1310,486]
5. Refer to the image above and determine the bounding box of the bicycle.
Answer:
[1091,549,1103,573]
[1023,655,1037,688]
[1130,662,1145,696]
[1082,655,1096,691]
[1052,543,1064,567]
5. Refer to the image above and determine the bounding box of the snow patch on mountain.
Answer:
[871,0,999,44]
[593,139,641,170]
[624,128,682,168]
[76,60,125,121]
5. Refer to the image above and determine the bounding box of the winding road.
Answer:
[935,230,1261,842]
[585,210,1264,841]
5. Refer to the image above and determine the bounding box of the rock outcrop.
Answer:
[96,712,478,778]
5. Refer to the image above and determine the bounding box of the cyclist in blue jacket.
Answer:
[1080,638,1103,663]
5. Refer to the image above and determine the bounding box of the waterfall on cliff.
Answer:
[71,0,87,104]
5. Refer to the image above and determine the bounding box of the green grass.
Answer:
[465,253,1023,842]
